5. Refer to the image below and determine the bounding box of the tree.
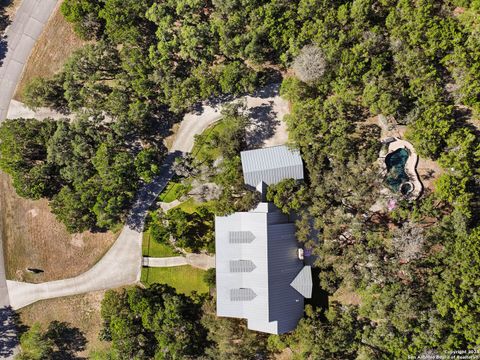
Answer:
[201,297,268,360]
[210,102,249,159]
[432,226,480,345]
[134,148,163,183]
[16,322,86,360]
[289,304,368,360]
[23,75,67,112]
[292,45,327,83]
[203,268,216,288]
[100,285,208,359]
[266,178,309,214]
[61,0,104,40]
[16,323,53,360]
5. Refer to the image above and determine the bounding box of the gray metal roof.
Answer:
[215,202,308,334]
[241,145,304,188]
[290,266,313,298]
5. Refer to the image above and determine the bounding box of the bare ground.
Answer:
[13,1,87,101]
[417,157,443,193]
[19,290,110,356]
[0,171,118,283]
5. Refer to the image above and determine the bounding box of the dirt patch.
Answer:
[416,157,443,193]
[164,123,180,151]
[0,171,118,283]
[331,286,362,306]
[19,290,110,356]
[13,1,88,101]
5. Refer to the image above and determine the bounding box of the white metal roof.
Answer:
[240,145,304,188]
[215,203,308,334]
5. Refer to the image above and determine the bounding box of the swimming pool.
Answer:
[385,148,410,193]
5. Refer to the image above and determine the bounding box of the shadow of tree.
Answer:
[246,101,280,148]
[0,3,11,67]
[0,306,24,357]
[126,151,181,232]
[46,321,87,360]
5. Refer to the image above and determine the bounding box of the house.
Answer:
[240,145,304,189]
[215,145,312,335]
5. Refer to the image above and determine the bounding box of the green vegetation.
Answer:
[148,206,215,253]
[191,122,226,163]
[0,116,166,233]
[16,321,86,359]
[99,285,207,359]
[140,266,209,295]
[173,197,202,214]
[5,0,480,358]
[142,231,177,258]
[157,181,187,203]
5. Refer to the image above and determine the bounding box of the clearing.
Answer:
[0,171,118,283]
[19,290,111,357]
[141,266,209,295]
[13,0,87,101]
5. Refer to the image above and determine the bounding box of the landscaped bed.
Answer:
[140,266,209,295]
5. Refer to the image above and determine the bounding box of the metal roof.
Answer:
[241,145,304,188]
[290,266,313,298]
[215,202,308,334]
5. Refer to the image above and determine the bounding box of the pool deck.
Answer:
[381,138,423,199]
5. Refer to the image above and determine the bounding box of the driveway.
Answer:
[0,1,58,357]
[0,0,58,121]
[6,83,289,310]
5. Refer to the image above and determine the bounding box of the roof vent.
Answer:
[229,260,256,273]
[229,231,255,244]
[230,288,257,301]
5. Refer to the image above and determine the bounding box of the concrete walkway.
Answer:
[144,254,215,270]
[7,99,67,120]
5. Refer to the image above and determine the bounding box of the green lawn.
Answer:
[142,231,178,258]
[191,120,226,163]
[141,266,209,295]
[158,181,185,203]
[171,197,215,214]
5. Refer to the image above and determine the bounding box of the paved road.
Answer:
[0,0,58,121]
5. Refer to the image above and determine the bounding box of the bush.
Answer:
[203,268,216,287]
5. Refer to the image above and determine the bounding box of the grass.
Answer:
[191,120,227,163]
[14,1,88,101]
[141,266,209,295]
[171,197,216,215]
[142,230,178,258]
[19,290,111,357]
[0,171,119,283]
[158,181,185,203]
